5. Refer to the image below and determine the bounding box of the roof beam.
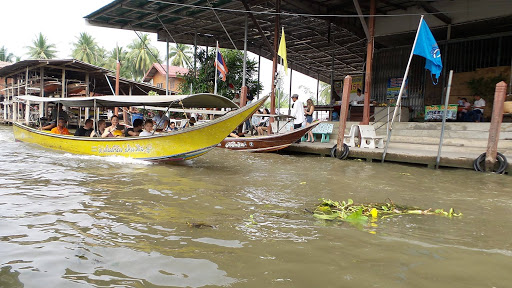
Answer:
[352,0,370,40]
[419,2,451,24]
[241,0,275,57]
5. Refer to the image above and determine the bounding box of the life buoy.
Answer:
[330,144,349,160]
[473,152,508,174]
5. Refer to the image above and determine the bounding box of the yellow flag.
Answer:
[278,27,288,75]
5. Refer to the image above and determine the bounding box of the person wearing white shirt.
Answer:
[152,111,169,129]
[290,94,305,129]
[472,95,486,122]
[349,88,364,104]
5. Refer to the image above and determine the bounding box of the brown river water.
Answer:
[0,125,511,288]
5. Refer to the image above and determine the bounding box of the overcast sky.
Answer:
[0,0,321,101]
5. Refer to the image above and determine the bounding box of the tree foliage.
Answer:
[0,46,15,62]
[25,33,57,59]
[71,32,100,65]
[168,43,192,68]
[179,47,262,99]
[127,33,160,81]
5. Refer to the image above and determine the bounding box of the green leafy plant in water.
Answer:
[313,198,462,225]
[245,214,258,226]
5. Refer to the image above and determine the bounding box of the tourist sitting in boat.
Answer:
[50,117,70,135]
[152,110,169,130]
[164,121,178,132]
[90,120,106,137]
[74,119,94,137]
[139,120,154,137]
[125,118,144,137]
[102,115,123,137]
[182,117,196,128]
[41,103,69,130]
[257,108,270,135]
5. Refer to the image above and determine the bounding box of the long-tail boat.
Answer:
[218,120,320,152]
[13,93,267,161]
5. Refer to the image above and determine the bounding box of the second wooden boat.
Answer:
[218,121,320,152]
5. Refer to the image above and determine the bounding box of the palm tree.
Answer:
[168,43,192,68]
[26,33,57,59]
[127,33,160,81]
[71,32,99,64]
[0,46,15,62]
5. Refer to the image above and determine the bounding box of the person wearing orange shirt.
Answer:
[50,118,70,135]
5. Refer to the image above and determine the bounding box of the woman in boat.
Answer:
[102,115,123,138]
[257,108,270,136]
[305,99,315,142]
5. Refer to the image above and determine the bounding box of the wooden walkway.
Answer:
[282,128,512,174]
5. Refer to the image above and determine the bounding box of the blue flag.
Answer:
[413,19,442,83]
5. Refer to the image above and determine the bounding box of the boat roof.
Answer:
[144,106,295,119]
[15,93,238,109]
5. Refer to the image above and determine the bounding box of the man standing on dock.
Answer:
[291,94,305,129]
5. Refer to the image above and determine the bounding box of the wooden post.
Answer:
[39,67,45,118]
[269,0,280,134]
[61,69,66,98]
[85,72,90,120]
[240,86,248,108]
[361,0,375,125]
[336,76,352,153]
[25,67,30,125]
[485,81,507,171]
[240,15,248,108]
[114,60,120,117]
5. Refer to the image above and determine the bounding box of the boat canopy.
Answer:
[140,106,295,119]
[14,93,238,109]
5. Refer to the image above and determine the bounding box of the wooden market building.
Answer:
[0,59,166,124]
[84,0,512,122]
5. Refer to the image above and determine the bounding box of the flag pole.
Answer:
[381,15,424,163]
[214,41,218,95]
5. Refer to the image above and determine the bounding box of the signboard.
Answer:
[350,75,363,93]
[386,77,408,99]
[424,105,458,121]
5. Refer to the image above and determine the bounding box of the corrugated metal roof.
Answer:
[84,0,512,83]
[0,59,167,96]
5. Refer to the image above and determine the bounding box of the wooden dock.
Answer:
[281,121,512,174]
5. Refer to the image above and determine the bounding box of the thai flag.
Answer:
[215,45,228,82]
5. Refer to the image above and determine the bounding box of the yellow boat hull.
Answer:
[13,96,267,161]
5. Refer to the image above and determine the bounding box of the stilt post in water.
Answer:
[485,81,507,171]
[336,75,352,154]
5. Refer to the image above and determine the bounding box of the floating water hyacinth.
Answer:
[312,198,462,224]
